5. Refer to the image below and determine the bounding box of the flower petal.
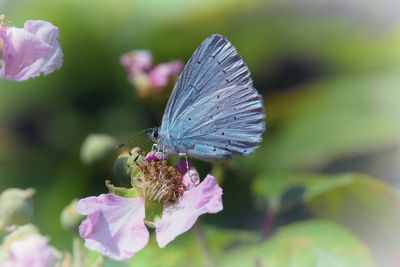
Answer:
[77,194,149,261]
[0,20,63,81]
[155,175,223,248]
[175,160,200,189]
[120,50,153,75]
[0,25,51,81]
[5,236,61,267]
[19,20,63,79]
[149,60,183,87]
[145,151,168,163]
[0,225,61,267]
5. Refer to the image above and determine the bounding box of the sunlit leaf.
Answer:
[219,220,375,267]
[242,73,400,173]
[124,226,258,267]
[252,171,400,266]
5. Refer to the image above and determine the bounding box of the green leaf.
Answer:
[125,226,258,267]
[241,73,400,172]
[105,180,138,198]
[252,172,353,211]
[219,220,376,267]
[307,174,400,267]
[252,172,400,267]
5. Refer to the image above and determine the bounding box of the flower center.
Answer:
[133,159,185,203]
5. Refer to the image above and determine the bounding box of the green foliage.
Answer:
[106,181,138,198]
[219,220,375,267]
[242,73,400,173]
[92,221,375,267]
[117,226,257,267]
[253,172,400,266]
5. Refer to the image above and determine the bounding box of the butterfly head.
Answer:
[148,127,159,142]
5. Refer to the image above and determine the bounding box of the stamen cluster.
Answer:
[134,159,185,203]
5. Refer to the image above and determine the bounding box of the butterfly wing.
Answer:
[160,34,265,161]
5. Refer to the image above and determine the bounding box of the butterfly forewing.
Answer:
[160,34,265,161]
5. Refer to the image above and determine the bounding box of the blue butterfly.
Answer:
[147,34,265,162]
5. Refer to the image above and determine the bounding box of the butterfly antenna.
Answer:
[117,128,153,149]
[134,136,151,161]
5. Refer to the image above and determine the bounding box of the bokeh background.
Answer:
[1,0,400,266]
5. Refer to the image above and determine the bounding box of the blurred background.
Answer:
[1,0,400,266]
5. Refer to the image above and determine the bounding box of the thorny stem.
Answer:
[261,208,276,241]
[261,197,279,241]
[193,222,216,267]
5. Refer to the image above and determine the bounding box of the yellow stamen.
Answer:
[133,159,185,203]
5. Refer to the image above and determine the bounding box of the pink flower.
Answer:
[120,50,183,97]
[119,50,153,76]
[77,152,223,261]
[0,224,61,267]
[148,60,183,88]
[0,20,63,81]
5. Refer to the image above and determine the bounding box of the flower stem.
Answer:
[91,255,105,267]
[193,223,216,267]
[261,208,276,241]
[73,236,81,267]
[261,197,279,241]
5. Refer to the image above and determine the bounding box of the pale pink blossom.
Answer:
[119,50,152,76]
[148,60,183,88]
[120,50,183,97]
[77,152,222,261]
[0,20,63,81]
[0,224,61,267]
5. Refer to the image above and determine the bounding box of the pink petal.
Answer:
[0,25,51,81]
[6,236,60,267]
[0,20,63,81]
[145,151,168,163]
[155,175,223,248]
[77,194,149,261]
[167,60,184,76]
[120,50,153,75]
[175,160,200,189]
[18,20,63,80]
[149,61,183,88]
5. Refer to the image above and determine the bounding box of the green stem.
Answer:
[193,223,216,267]
[91,255,105,267]
[73,236,81,267]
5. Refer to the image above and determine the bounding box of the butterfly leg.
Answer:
[178,152,194,183]
[151,143,158,152]
[159,144,167,179]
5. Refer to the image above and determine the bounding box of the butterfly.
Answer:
[147,34,265,162]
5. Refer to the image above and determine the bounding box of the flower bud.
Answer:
[60,199,84,235]
[113,147,144,180]
[0,188,35,229]
[80,134,117,164]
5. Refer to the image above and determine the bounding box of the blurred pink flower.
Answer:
[0,224,61,267]
[77,152,222,261]
[120,50,183,97]
[0,20,63,81]
[148,60,183,88]
[120,50,153,76]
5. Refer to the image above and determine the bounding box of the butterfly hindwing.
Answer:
[160,34,265,161]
